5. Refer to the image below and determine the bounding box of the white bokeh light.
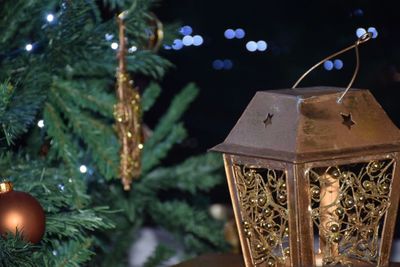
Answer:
[257,40,268,51]
[111,42,119,50]
[246,41,257,52]
[182,35,194,46]
[37,120,44,128]
[79,165,88,174]
[46,14,55,22]
[356,28,367,38]
[25,43,33,51]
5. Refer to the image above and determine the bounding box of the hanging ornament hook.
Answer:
[292,32,372,103]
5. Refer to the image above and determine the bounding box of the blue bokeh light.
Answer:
[324,60,334,71]
[356,27,367,38]
[235,28,245,39]
[193,35,204,46]
[172,39,183,50]
[163,44,172,50]
[105,33,114,41]
[223,59,233,70]
[180,25,193,36]
[354,9,364,17]
[182,35,194,46]
[224,29,235,39]
[257,40,268,51]
[334,59,343,70]
[212,59,224,70]
[367,27,378,39]
[246,41,257,52]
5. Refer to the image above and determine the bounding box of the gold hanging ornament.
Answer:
[114,11,143,190]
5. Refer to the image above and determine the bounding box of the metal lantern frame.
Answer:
[212,87,400,267]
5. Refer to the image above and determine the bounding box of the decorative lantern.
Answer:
[211,87,400,266]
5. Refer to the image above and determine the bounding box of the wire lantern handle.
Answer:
[292,32,372,103]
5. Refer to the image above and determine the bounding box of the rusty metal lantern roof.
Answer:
[211,87,400,163]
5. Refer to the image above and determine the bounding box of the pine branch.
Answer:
[0,233,36,267]
[49,85,119,179]
[43,103,79,169]
[143,153,224,194]
[144,83,198,152]
[149,201,227,252]
[142,123,187,173]
[142,82,162,112]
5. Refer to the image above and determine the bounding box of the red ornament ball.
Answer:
[0,181,45,244]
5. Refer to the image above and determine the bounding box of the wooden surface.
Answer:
[173,253,400,267]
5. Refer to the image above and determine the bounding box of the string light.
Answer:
[246,41,257,52]
[37,120,44,128]
[367,27,378,38]
[212,60,224,70]
[128,46,137,53]
[323,60,334,71]
[356,28,367,38]
[180,25,193,36]
[334,59,343,70]
[235,28,245,39]
[224,29,235,39]
[172,39,183,50]
[25,44,33,52]
[105,33,114,41]
[213,59,233,70]
[182,35,194,46]
[111,42,119,50]
[79,165,88,174]
[223,59,233,70]
[193,35,204,46]
[57,184,65,192]
[257,40,268,51]
[46,14,55,22]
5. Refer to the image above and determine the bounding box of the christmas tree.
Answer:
[0,1,226,266]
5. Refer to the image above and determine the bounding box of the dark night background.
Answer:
[154,0,400,148]
[151,0,400,240]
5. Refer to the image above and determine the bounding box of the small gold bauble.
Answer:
[332,170,340,178]
[331,234,342,243]
[330,224,340,233]
[335,207,344,217]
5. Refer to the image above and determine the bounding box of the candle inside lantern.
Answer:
[317,171,340,266]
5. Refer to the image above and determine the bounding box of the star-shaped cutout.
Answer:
[341,112,355,129]
[263,113,274,127]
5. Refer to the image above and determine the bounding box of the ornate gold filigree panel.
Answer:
[308,159,394,266]
[233,165,290,266]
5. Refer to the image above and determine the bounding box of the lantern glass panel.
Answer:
[307,158,395,266]
[232,164,290,266]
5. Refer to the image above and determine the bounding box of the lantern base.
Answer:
[173,253,400,267]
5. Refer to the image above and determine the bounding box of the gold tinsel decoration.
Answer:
[114,12,143,190]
